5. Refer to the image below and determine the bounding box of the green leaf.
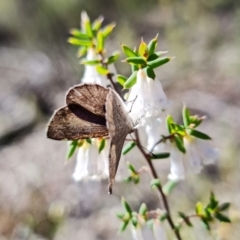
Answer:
[92,16,104,31]
[77,47,88,58]
[174,135,186,153]
[186,129,211,140]
[102,23,116,38]
[125,57,146,65]
[127,162,137,174]
[150,178,161,189]
[107,51,120,64]
[147,57,171,69]
[96,30,104,52]
[122,141,136,155]
[124,71,137,89]
[117,74,127,86]
[85,18,93,38]
[217,202,231,212]
[121,198,132,215]
[166,115,174,134]
[182,106,191,127]
[178,212,193,227]
[69,29,91,40]
[201,217,211,230]
[96,65,109,75]
[116,212,125,220]
[196,202,205,216]
[119,221,129,232]
[86,138,92,144]
[209,191,218,209]
[214,212,231,223]
[133,175,140,184]
[139,203,147,216]
[159,212,168,221]
[163,180,178,195]
[98,138,105,153]
[131,215,138,227]
[145,67,156,79]
[68,38,92,47]
[81,59,101,65]
[190,116,202,128]
[121,45,138,57]
[147,53,159,62]
[148,34,158,55]
[66,140,79,160]
[131,64,139,73]
[151,152,170,160]
[138,39,148,58]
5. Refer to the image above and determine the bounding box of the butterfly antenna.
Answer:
[127,95,138,113]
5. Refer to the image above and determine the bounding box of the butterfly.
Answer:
[47,84,134,194]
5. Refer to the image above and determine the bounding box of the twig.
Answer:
[134,129,182,240]
[98,52,120,95]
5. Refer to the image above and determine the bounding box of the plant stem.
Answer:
[134,129,182,240]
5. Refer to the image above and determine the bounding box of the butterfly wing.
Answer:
[47,105,108,140]
[47,84,110,140]
[66,83,109,117]
[105,89,133,194]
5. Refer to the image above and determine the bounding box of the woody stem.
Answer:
[134,129,182,240]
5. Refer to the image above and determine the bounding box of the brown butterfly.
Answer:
[47,84,134,194]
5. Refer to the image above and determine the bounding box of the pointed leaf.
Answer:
[178,212,193,227]
[150,178,161,188]
[127,162,137,174]
[125,57,146,65]
[147,57,171,69]
[96,65,109,75]
[145,66,156,79]
[102,23,116,38]
[186,129,211,140]
[121,198,132,215]
[122,141,136,155]
[182,106,191,127]
[96,30,104,52]
[196,202,205,216]
[77,47,88,58]
[81,59,101,65]
[139,203,147,216]
[92,16,104,31]
[66,140,78,160]
[121,45,138,57]
[174,135,186,153]
[151,152,170,160]
[69,29,91,40]
[107,51,120,64]
[139,39,148,58]
[98,138,105,153]
[117,74,127,86]
[214,212,231,223]
[163,180,178,195]
[166,115,174,134]
[148,34,158,55]
[68,38,92,47]
[217,202,230,212]
[124,71,137,89]
[119,221,129,232]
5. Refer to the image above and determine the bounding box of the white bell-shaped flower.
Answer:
[128,69,168,124]
[72,139,128,182]
[72,139,108,181]
[168,136,219,181]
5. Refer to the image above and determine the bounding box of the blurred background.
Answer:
[0,0,240,239]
